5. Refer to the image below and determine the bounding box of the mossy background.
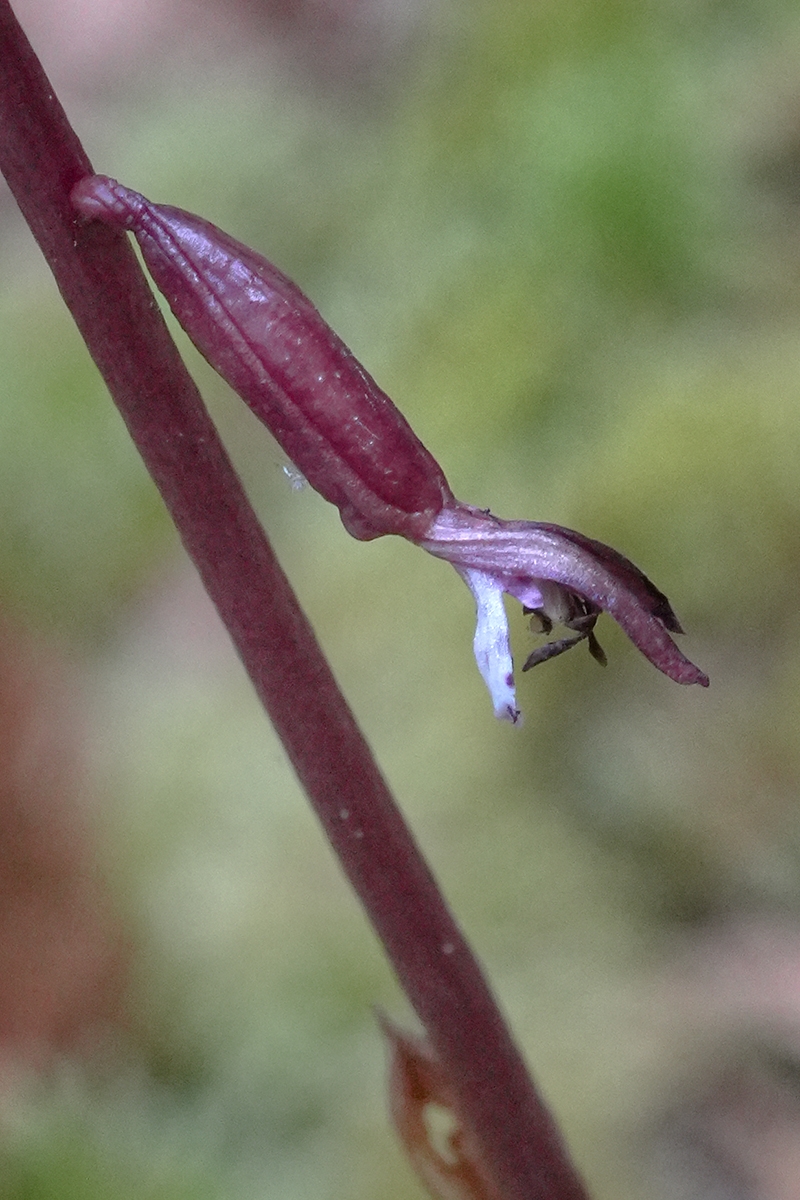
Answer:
[2,1,800,1197]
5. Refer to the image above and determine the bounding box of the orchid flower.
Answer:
[419,506,708,721]
[71,175,708,722]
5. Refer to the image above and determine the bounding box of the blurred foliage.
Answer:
[4,0,800,1197]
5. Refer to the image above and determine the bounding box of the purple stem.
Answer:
[0,5,590,1199]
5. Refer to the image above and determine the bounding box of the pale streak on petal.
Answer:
[458,568,520,724]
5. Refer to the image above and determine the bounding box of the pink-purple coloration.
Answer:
[420,505,708,722]
[71,174,708,722]
[70,174,453,542]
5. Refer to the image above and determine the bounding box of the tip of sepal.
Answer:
[377,1012,505,1200]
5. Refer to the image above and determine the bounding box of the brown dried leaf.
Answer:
[379,1013,504,1200]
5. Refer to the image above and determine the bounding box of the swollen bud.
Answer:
[71,175,453,541]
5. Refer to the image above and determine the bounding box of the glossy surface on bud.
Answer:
[71,175,453,541]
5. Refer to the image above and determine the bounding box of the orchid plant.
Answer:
[70,173,707,725]
[0,4,705,1199]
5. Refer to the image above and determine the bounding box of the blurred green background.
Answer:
[3,0,800,1197]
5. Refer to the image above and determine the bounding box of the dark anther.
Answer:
[524,608,553,635]
[522,604,607,672]
[522,634,587,670]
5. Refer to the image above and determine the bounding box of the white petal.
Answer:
[458,568,521,724]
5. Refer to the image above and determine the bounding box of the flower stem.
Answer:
[0,5,590,1198]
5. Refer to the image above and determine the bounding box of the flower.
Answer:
[419,503,709,722]
[72,175,708,722]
